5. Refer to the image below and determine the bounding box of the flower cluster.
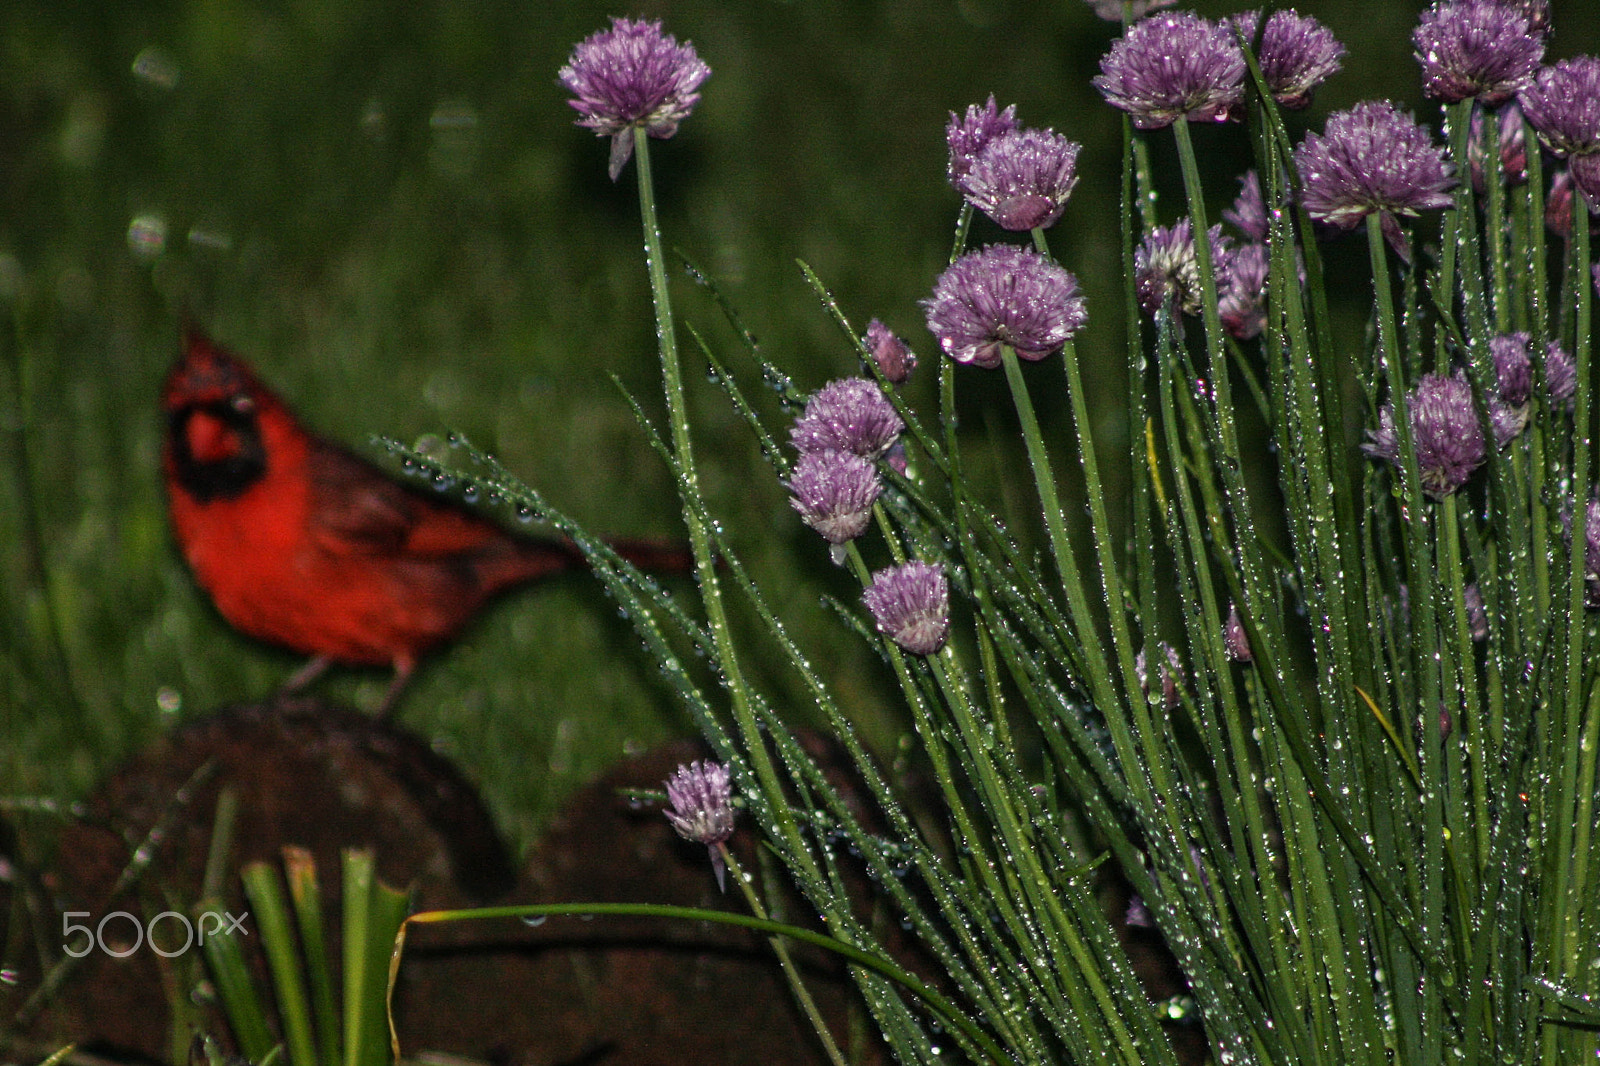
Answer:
[863,561,950,657]
[1096,9,1340,125]
[1229,9,1345,110]
[948,100,1081,231]
[788,451,879,550]
[1218,242,1271,340]
[1295,101,1456,232]
[1519,57,1600,157]
[1519,57,1600,209]
[924,244,1086,367]
[1578,498,1600,606]
[1362,372,1487,498]
[559,18,710,179]
[864,319,917,384]
[1223,170,1269,241]
[957,128,1082,231]
[1488,332,1533,446]
[1545,341,1577,408]
[1224,603,1253,663]
[1544,170,1598,241]
[786,376,904,561]
[1413,0,1543,105]
[1135,644,1185,709]
[1135,219,1232,319]
[664,760,736,890]
[1094,12,1247,129]
[1215,169,1293,340]
[1469,102,1529,194]
[789,377,904,460]
[946,96,1018,190]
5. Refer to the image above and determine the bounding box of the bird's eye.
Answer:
[232,394,256,414]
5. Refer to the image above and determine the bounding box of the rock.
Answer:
[16,699,867,1066]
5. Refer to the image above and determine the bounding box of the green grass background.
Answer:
[3,0,1595,850]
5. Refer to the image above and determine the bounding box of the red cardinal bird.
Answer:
[163,329,691,713]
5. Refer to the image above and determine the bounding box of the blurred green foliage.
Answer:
[2,0,1596,845]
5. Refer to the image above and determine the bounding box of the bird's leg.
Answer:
[281,654,333,694]
[377,656,416,718]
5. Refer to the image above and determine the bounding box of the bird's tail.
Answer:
[602,536,697,576]
[484,533,696,591]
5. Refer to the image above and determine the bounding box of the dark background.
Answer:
[3,0,1594,845]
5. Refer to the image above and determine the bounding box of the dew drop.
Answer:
[187,227,231,252]
[131,46,180,90]
[127,214,167,259]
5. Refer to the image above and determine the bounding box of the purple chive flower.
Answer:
[947,96,1019,190]
[960,128,1082,231]
[1084,0,1177,21]
[1189,845,1214,894]
[1491,332,1533,407]
[1223,170,1270,241]
[1489,333,1533,446]
[1547,169,1576,238]
[1543,169,1600,240]
[1469,102,1529,194]
[1224,602,1253,662]
[883,440,908,478]
[788,450,880,554]
[1230,9,1346,110]
[1464,583,1489,641]
[864,319,917,385]
[1124,894,1154,928]
[1218,241,1270,340]
[1413,1,1543,105]
[559,18,711,180]
[1572,154,1600,214]
[1135,645,1184,709]
[862,561,950,657]
[1562,498,1600,606]
[1094,12,1247,129]
[923,244,1087,368]
[664,760,735,891]
[1135,219,1233,318]
[1489,400,1526,448]
[1544,341,1576,408]
[1362,371,1487,498]
[1295,100,1456,231]
[1519,58,1600,154]
[1391,582,1484,638]
[1581,498,1600,606]
[1519,57,1600,208]
[790,378,904,460]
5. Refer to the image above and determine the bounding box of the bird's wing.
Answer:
[307,442,504,559]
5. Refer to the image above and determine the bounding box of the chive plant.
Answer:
[396,5,1600,1063]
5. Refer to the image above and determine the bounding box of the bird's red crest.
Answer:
[165,330,262,411]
